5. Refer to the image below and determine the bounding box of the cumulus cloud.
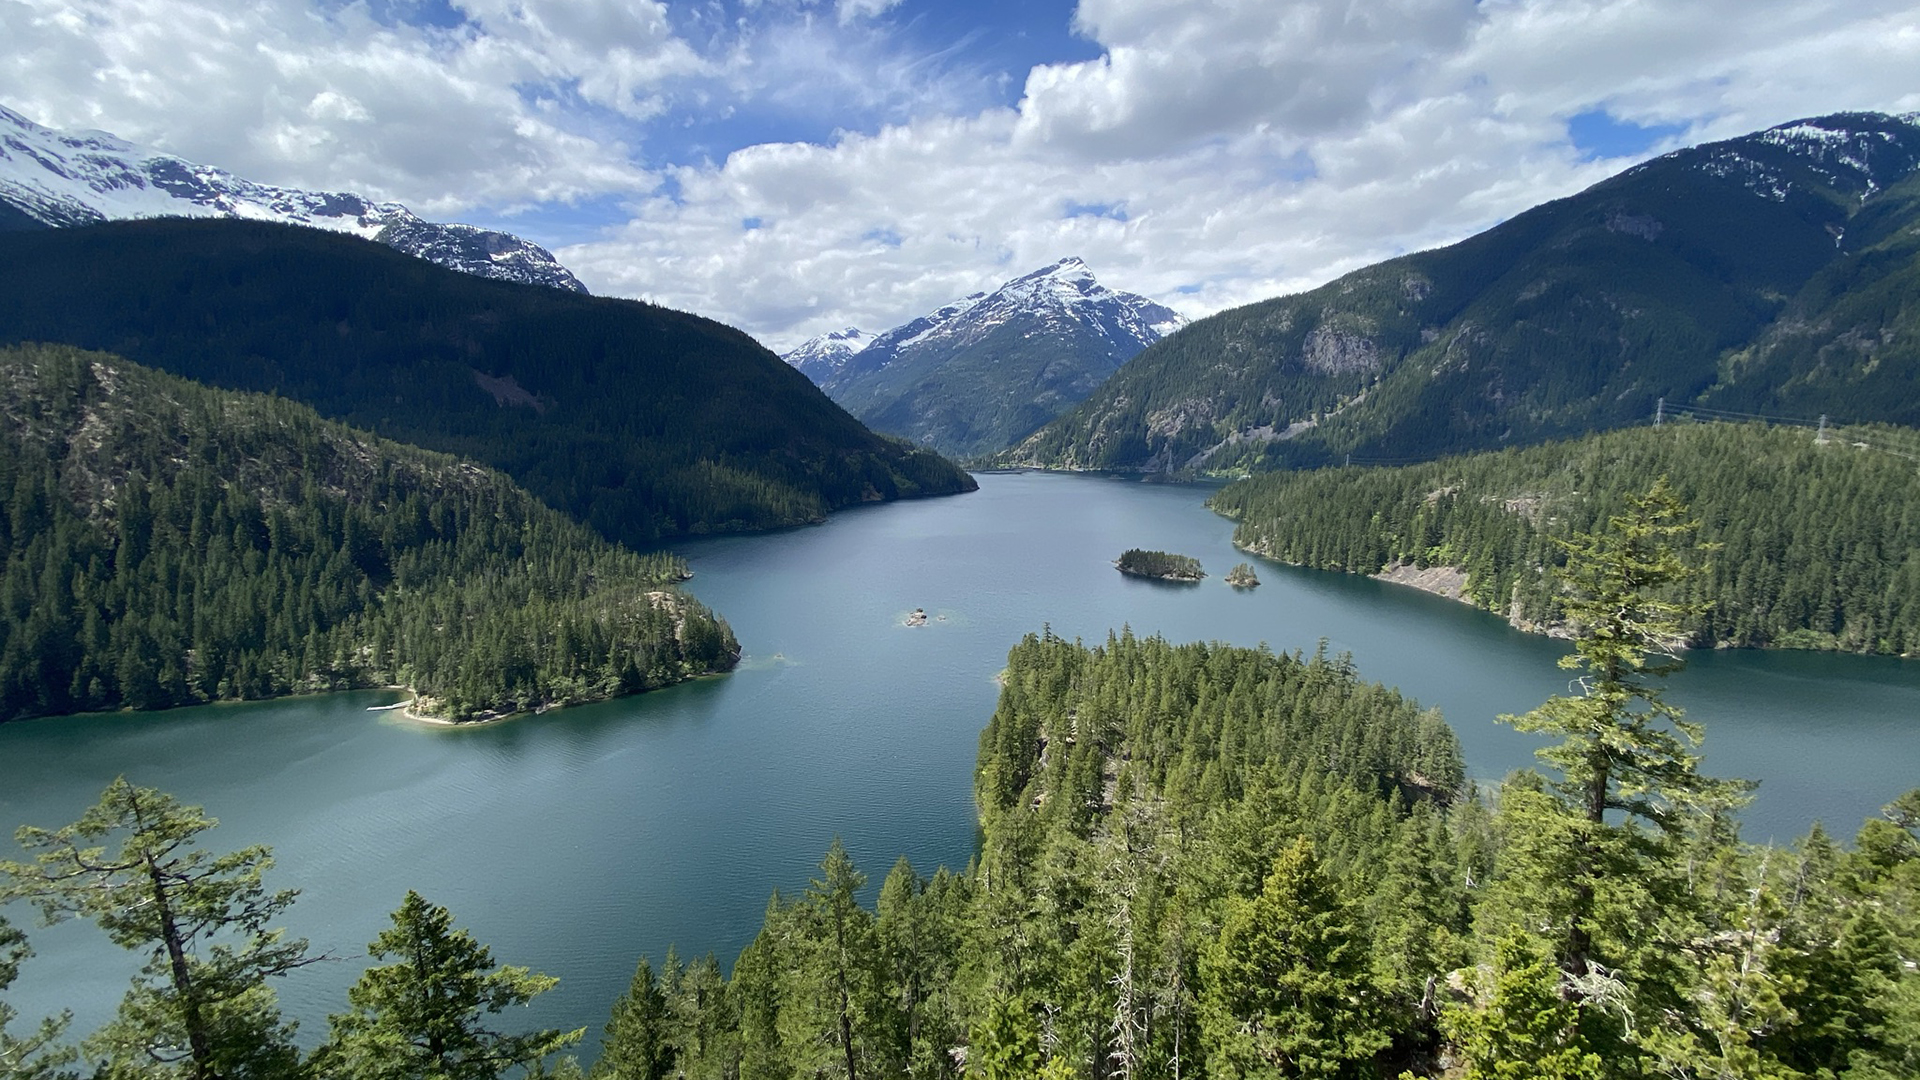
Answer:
[564,0,1920,350]
[0,0,683,210]
[4,0,1917,349]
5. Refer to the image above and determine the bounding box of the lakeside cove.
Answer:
[3,470,1917,1053]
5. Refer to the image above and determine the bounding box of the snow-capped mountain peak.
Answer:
[782,258,1187,457]
[782,327,876,381]
[0,105,588,293]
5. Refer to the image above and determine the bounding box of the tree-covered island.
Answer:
[1225,561,1261,588]
[0,344,739,725]
[1114,547,1205,581]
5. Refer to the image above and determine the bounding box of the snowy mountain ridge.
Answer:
[782,257,1187,458]
[0,105,588,293]
[785,257,1184,386]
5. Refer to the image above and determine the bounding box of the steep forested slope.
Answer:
[1210,421,1920,652]
[1008,112,1920,473]
[0,344,737,723]
[0,218,974,545]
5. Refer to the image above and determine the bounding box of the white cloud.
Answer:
[563,0,1920,350]
[3,0,1917,351]
[0,0,676,211]
[836,0,903,26]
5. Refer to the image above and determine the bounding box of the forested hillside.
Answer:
[0,344,738,723]
[588,630,1472,1077]
[575,492,1917,1079]
[1006,112,1920,474]
[1210,421,1920,653]
[7,509,1917,1077]
[0,218,974,545]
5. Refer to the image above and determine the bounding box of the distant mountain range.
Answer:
[1007,111,1920,473]
[785,257,1184,458]
[0,104,588,293]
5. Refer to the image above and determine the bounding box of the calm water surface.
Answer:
[2,472,1915,1047]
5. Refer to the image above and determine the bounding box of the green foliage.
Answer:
[595,957,671,1080]
[1441,934,1603,1080]
[0,344,739,722]
[315,890,582,1080]
[965,997,1038,1080]
[1008,113,1920,474]
[0,218,974,545]
[0,779,308,1080]
[1113,549,1204,581]
[0,915,75,1080]
[1508,480,1748,836]
[1199,837,1391,1078]
[615,630,1466,1080]
[1211,421,1920,653]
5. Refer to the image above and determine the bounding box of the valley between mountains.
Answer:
[2,96,1919,1080]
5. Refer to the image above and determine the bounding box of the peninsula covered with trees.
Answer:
[0,344,738,724]
[1114,548,1205,581]
[1210,421,1920,653]
[2,485,1916,1077]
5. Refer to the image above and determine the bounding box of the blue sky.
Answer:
[4,0,1918,348]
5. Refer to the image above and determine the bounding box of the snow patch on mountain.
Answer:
[1677,112,1920,205]
[789,256,1187,388]
[0,105,587,293]
[783,327,876,382]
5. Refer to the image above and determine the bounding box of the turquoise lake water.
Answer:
[2,471,1915,1048]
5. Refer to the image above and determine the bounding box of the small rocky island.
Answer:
[1115,548,1205,582]
[905,608,928,626]
[1226,562,1261,588]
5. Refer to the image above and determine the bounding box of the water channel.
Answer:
[2,471,1915,1048]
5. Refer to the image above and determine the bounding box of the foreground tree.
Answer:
[0,779,307,1080]
[1,915,75,1080]
[595,956,671,1080]
[1499,480,1748,984]
[316,891,580,1080]
[1198,837,1389,1079]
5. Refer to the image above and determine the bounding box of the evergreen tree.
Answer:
[965,997,1038,1080]
[595,957,671,1080]
[0,915,75,1080]
[1442,934,1603,1080]
[0,779,307,1080]
[780,840,876,1080]
[315,891,580,1080]
[1198,837,1389,1079]
[1500,480,1749,983]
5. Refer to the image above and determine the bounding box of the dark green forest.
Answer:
[1210,421,1920,654]
[1114,549,1205,581]
[0,344,738,724]
[0,218,974,546]
[567,488,1917,1080]
[1006,112,1920,476]
[3,488,1916,1078]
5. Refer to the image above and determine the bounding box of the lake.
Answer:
[2,471,1916,1050]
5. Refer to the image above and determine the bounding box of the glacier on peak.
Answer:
[0,104,588,293]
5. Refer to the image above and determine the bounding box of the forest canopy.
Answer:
[1210,420,1920,653]
[0,344,738,723]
